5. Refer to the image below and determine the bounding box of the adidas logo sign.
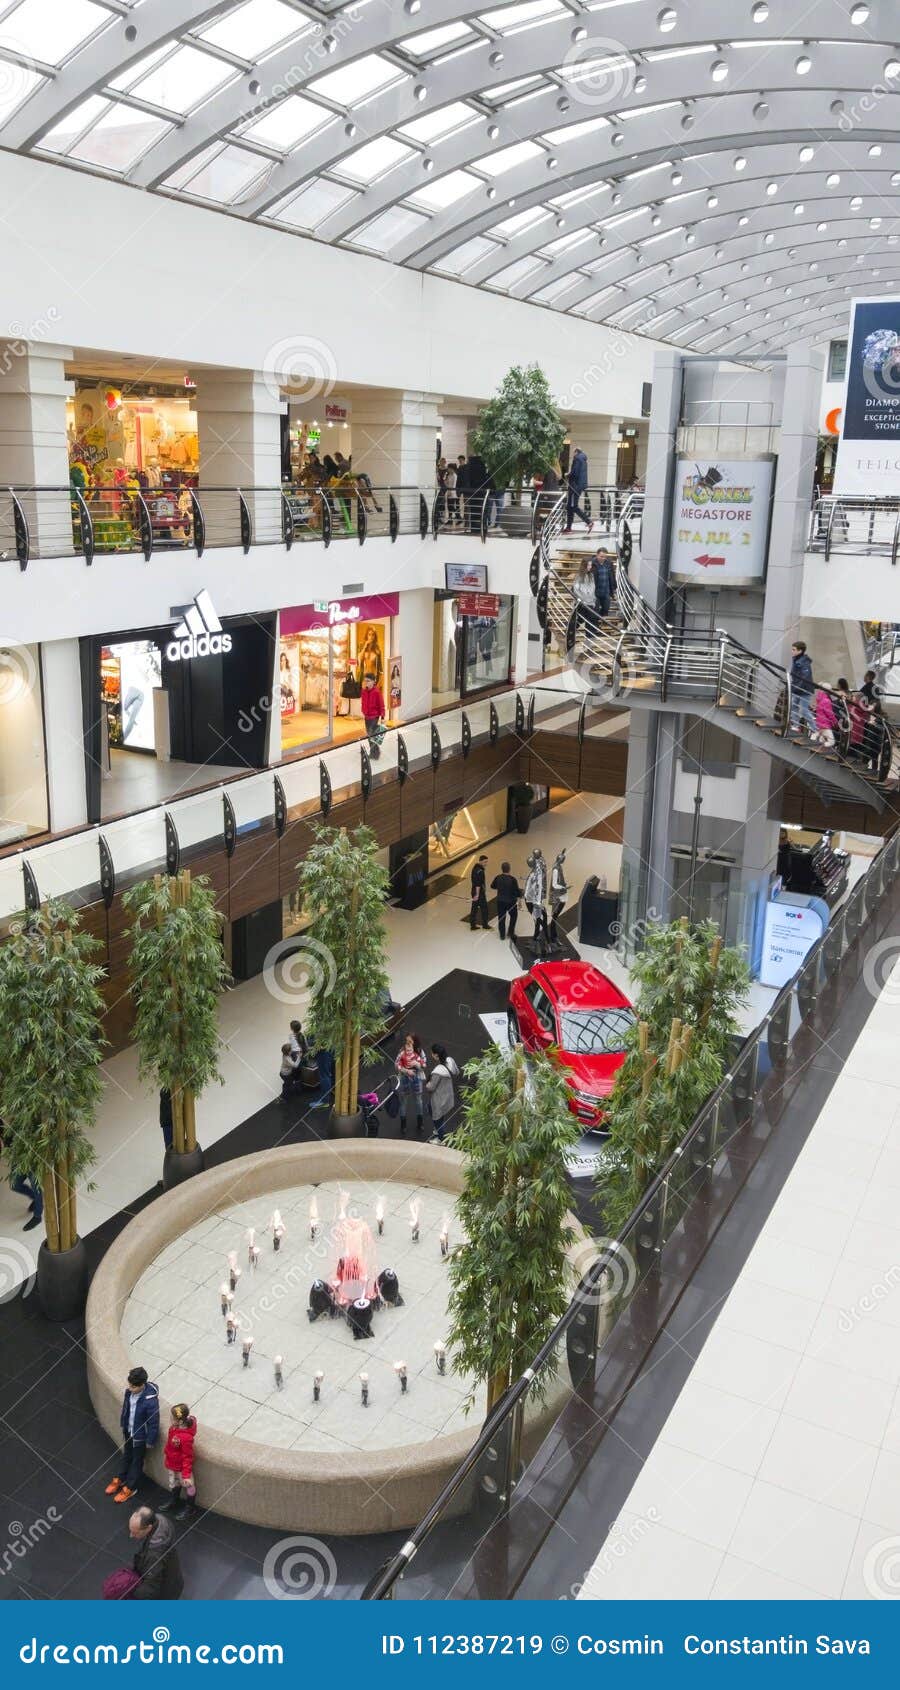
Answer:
[166,590,233,661]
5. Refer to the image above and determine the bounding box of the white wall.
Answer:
[801,550,900,622]
[40,637,87,832]
[0,151,660,419]
[0,640,49,840]
[393,588,434,722]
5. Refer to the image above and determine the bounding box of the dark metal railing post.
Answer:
[389,492,399,542]
[238,490,251,554]
[189,489,205,557]
[420,491,430,540]
[11,490,28,570]
[135,492,153,562]
[356,495,367,545]
[71,486,93,565]
[281,490,294,551]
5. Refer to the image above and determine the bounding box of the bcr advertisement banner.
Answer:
[834,296,900,496]
[668,457,773,585]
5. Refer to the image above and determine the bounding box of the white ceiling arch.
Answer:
[0,0,898,351]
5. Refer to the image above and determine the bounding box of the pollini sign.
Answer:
[165,590,233,662]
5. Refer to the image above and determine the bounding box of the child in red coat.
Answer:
[160,1403,197,1523]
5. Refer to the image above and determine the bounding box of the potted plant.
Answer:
[447,1042,580,1414]
[472,363,566,514]
[126,870,229,1188]
[597,918,749,1231]
[511,782,535,834]
[0,901,104,1320]
[296,824,390,1137]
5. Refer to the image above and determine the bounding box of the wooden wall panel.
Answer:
[528,730,581,792]
[579,737,628,796]
[181,847,230,917]
[400,769,436,836]
[279,818,318,896]
[228,828,281,921]
[433,756,467,818]
[462,742,517,802]
[77,900,109,965]
[101,970,135,1058]
[362,782,403,847]
[328,794,365,834]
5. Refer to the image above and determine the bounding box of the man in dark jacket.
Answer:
[106,1367,160,1504]
[564,446,593,534]
[491,861,522,940]
[591,551,617,616]
[464,453,488,533]
[129,1507,185,1600]
[470,854,489,930]
[789,640,816,735]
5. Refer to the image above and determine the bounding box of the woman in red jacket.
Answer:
[160,1403,197,1523]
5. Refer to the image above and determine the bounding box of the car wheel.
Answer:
[507,1008,520,1049]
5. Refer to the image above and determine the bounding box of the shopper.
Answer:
[289,1019,307,1059]
[591,550,617,616]
[789,640,816,735]
[813,687,838,747]
[160,1403,198,1524]
[8,1166,43,1232]
[455,454,469,529]
[860,668,879,704]
[427,1044,460,1142]
[573,558,599,637]
[564,445,593,535]
[469,853,490,929]
[465,451,488,534]
[279,1042,302,1100]
[395,1033,427,1136]
[158,1087,173,1153]
[360,672,386,755]
[106,1367,159,1505]
[491,861,522,940]
[443,459,459,526]
[865,697,885,772]
[129,1507,184,1600]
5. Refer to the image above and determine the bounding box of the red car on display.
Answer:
[507,959,635,1132]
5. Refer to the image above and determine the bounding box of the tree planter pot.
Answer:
[514,803,534,834]
[37,1236,87,1322]
[163,1145,205,1189]
[328,1110,366,1139]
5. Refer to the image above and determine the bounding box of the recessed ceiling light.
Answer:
[611,191,622,205]
[680,112,694,129]
[651,212,662,227]
[422,157,433,172]
[634,74,647,93]
[404,0,421,12]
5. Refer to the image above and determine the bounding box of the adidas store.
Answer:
[83,595,276,823]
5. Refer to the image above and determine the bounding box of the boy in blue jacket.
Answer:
[105,1367,159,1504]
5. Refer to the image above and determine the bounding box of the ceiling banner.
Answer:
[834,297,900,497]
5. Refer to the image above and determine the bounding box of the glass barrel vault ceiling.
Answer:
[0,0,899,353]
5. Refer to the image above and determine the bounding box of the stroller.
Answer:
[358,1075,400,1136]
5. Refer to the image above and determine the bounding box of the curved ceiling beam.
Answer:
[682,261,900,341]
[127,0,890,191]
[2,0,232,149]
[244,35,896,223]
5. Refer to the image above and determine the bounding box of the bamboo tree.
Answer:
[297,825,390,1117]
[448,1044,580,1414]
[126,870,229,1155]
[597,918,749,1233]
[0,902,104,1252]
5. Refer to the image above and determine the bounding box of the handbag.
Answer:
[340,671,362,699]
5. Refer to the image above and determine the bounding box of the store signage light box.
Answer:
[668,457,774,586]
[165,590,232,661]
[834,297,900,497]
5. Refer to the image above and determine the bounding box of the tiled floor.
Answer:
[578,954,900,1601]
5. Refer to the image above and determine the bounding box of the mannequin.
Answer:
[549,848,569,944]
[524,848,549,947]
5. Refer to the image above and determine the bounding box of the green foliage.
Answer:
[447,1043,580,1411]
[0,901,104,1248]
[125,873,229,1101]
[296,825,390,1110]
[597,918,750,1235]
[472,363,566,490]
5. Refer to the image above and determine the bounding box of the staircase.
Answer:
[533,494,899,813]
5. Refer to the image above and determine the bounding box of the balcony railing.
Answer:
[808,495,900,562]
[0,480,531,569]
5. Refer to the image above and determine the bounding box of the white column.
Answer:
[41,637,88,832]
[440,413,470,463]
[351,390,443,491]
[193,368,284,544]
[0,341,74,556]
[565,414,622,488]
[392,588,434,720]
[761,343,826,666]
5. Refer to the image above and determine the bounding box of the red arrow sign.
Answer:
[694,553,726,567]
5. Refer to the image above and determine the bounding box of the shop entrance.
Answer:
[279,595,398,753]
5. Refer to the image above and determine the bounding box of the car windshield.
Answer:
[558,1008,635,1055]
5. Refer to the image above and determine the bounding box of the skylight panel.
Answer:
[540,229,594,255]
[175,144,269,204]
[131,45,237,113]
[489,255,544,289]
[434,236,499,274]
[338,136,412,184]
[40,95,109,153]
[480,1,565,30]
[351,206,430,252]
[198,1,310,59]
[532,274,582,302]
[403,23,475,57]
[398,102,477,143]
[310,54,406,104]
[0,0,106,65]
[0,55,42,119]
[70,106,172,172]
[273,177,357,228]
[476,139,542,176]
[543,115,610,144]
[108,46,173,93]
[410,170,478,209]
[485,75,544,100]
[240,97,332,149]
[494,205,551,236]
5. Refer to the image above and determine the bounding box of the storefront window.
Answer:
[428,789,510,871]
[432,592,515,704]
[67,382,199,536]
[0,642,48,844]
[279,595,398,753]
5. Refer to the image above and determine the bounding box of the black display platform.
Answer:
[509,929,580,969]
